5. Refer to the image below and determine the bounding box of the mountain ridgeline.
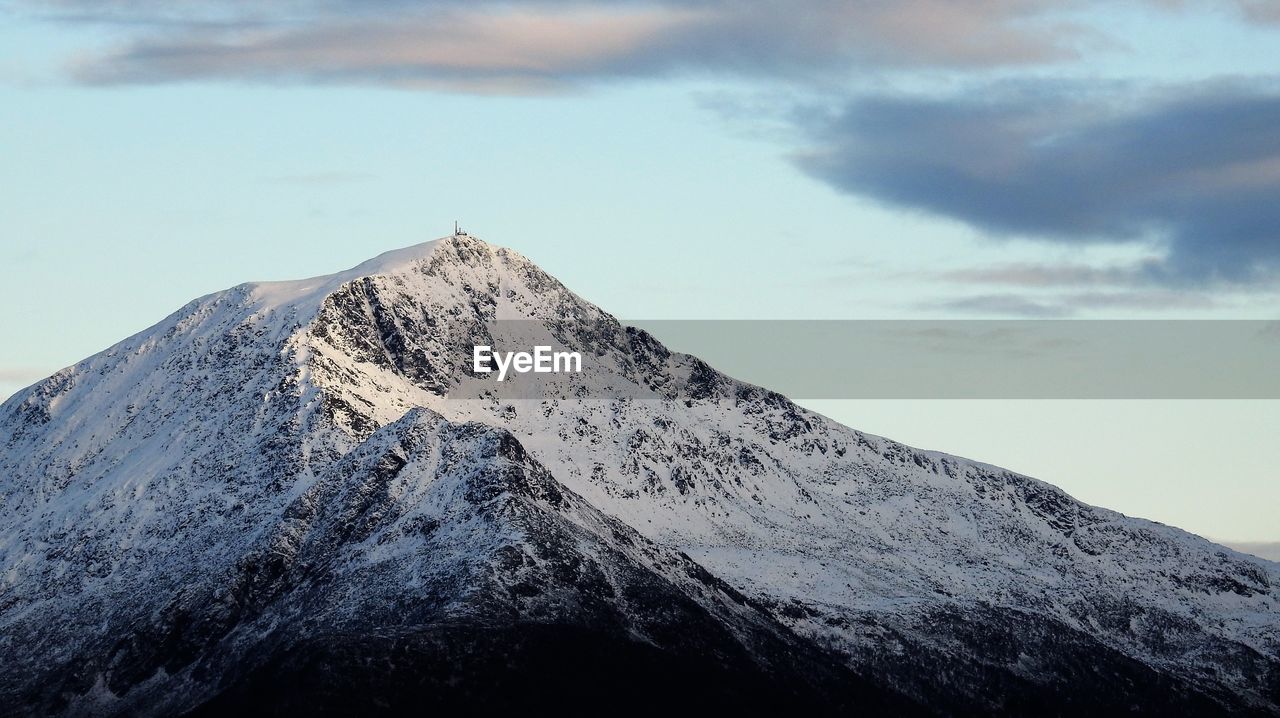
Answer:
[1,235,1277,715]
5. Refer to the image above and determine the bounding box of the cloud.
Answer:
[16,1,1280,97]
[18,1,1280,303]
[794,83,1280,285]
[1235,0,1280,24]
[927,286,1218,317]
[38,0,1121,93]
[937,261,1159,288]
[1058,289,1216,310]
[930,294,1073,318]
[66,6,703,93]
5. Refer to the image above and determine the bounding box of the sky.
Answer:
[1,1,1278,551]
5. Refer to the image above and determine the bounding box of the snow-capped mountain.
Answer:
[2,235,1277,715]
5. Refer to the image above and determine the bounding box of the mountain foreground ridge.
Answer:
[1,234,1277,715]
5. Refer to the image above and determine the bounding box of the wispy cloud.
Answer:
[67,6,706,93]
[929,294,1073,318]
[926,287,1218,317]
[1060,289,1217,310]
[936,261,1160,288]
[1235,0,1280,24]
[794,83,1280,286]
[23,1,1166,93]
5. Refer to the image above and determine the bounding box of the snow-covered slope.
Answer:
[2,234,1277,715]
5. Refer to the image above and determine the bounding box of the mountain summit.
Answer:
[2,235,1277,715]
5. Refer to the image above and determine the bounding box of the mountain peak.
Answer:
[3,231,1278,715]
[348,231,504,275]
[243,233,502,317]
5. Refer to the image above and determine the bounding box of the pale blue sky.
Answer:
[2,1,1278,545]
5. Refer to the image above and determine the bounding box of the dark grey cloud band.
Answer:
[794,85,1280,286]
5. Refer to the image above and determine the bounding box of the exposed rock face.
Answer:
[1,235,1277,715]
